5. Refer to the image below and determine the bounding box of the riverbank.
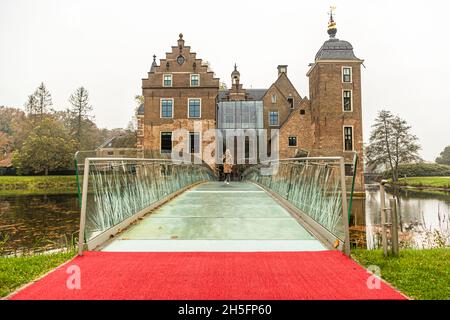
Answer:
[392,176,450,190]
[352,248,450,300]
[0,176,78,196]
[0,250,76,298]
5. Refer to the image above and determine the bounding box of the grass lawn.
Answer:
[0,175,78,196]
[394,176,450,189]
[352,248,450,300]
[0,251,76,298]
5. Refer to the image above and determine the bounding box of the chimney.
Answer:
[277,65,288,76]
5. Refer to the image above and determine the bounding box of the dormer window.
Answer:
[287,97,294,109]
[163,74,172,87]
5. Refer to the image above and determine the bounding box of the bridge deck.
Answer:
[102,182,326,252]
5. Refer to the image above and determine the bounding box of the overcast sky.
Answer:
[1,0,449,161]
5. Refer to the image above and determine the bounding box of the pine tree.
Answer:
[69,86,93,145]
[34,82,53,116]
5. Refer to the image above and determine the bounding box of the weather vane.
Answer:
[329,6,336,17]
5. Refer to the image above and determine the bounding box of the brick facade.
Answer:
[307,61,364,191]
[141,34,219,163]
[141,28,365,191]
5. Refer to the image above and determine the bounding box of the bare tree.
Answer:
[69,86,93,145]
[366,110,421,182]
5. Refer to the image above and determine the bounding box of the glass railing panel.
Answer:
[78,158,214,244]
[242,158,345,240]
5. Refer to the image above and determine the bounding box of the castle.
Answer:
[137,13,365,191]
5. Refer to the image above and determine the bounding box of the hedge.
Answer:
[383,163,450,178]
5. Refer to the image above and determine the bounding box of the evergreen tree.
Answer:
[69,86,93,145]
[34,82,53,116]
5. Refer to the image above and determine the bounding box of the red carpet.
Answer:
[10,251,406,300]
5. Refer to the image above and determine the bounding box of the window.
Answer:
[299,109,306,115]
[160,132,172,153]
[343,90,352,111]
[224,106,234,127]
[245,136,250,159]
[161,99,173,118]
[269,111,279,126]
[190,74,199,86]
[342,67,352,83]
[188,98,201,118]
[288,136,297,147]
[271,94,277,103]
[163,74,172,87]
[345,164,354,176]
[189,132,200,154]
[287,97,294,109]
[107,151,114,156]
[344,126,353,151]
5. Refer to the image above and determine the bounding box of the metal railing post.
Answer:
[380,180,388,257]
[390,198,399,257]
[78,158,90,256]
[339,157,350,256]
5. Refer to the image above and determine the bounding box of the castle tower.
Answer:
[307,8,365,192]
[228,64,246,101]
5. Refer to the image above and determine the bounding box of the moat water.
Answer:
[0,188,449,255]
[0,194,79,255]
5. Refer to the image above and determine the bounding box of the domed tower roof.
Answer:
[315,38,360,61]
[315,7,361,61]
[231,63,240,78]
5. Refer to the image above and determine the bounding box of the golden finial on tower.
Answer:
[328,6,337,38]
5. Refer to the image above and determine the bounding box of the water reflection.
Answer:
[1,188,449,254]
[0,195,79,255]
[360,187,450,249]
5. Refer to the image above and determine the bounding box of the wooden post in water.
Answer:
[390,198,399,257]
[380,180,388,257]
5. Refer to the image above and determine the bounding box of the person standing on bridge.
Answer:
[223,149,233,185]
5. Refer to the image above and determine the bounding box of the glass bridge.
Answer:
[74,153,352,256]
